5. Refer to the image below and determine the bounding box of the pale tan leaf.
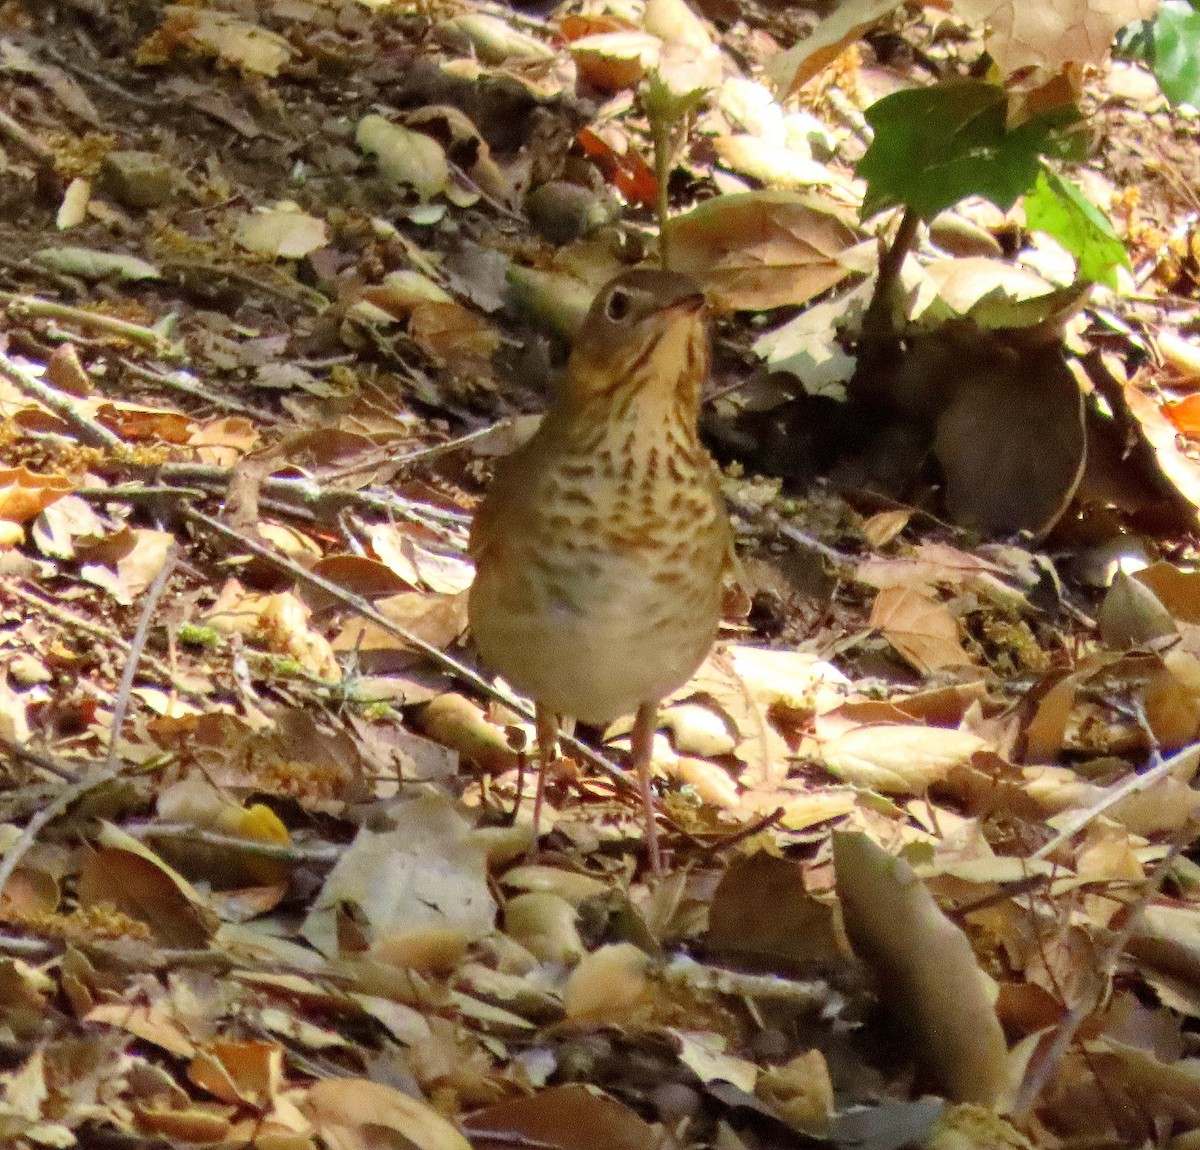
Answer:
[304,1078,471,1150]
[870,586,974,675]
[666,191,859,311]
[954,0,1159,75]
[236,203,328,259]
[823,724,988,794]
[767,0,909,96]
[834,832,1008,1105]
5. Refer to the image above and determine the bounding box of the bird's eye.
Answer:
[605,288,632,322]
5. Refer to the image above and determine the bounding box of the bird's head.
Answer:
[563,268,710,414]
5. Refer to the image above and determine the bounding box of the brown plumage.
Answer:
[468,268,735,873]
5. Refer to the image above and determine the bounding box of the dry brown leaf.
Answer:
[303,1078,471,1150]
[822,724,988,794]
[85,1002,197,1057]
[78,823,217,948]
[834,831,1008,1105]
[954,0,1158,76]
[463,1084,660,1150]
[869,585,974,675]
[301,792,496,957]
[203,581,341,679]
[188,1039,283,1107]
[666,191,859,312]
[766,0,908,96]
[1137,562,1200,624]
[188,416,260,466]
[705,853,844,973]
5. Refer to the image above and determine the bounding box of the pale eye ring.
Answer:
[605,288,632,322]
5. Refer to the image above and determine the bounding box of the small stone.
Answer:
[100,151,175,209]
[526,181,611,245]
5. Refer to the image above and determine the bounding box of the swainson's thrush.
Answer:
[468,268,734,873]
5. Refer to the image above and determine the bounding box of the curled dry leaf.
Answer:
[235,203,328,260]
[563,943,651,1020]
[756,1049,835,1137]
[435,13,555,64]
[79,822,218,948]
[501,864,609,905]
[304,1077,471,1150]
[415,693,520,774]
[463,1084,660,1150]
[1158,329,1200,383]
[833,831,1008,1106]
[0,467,72,525]
[822,724,989,794]
[712,135,839,192]
[766,0,908,97]
[356,115,449,200]
[668,754,741,808]
[569,32,661,91]
[504,892,585,965]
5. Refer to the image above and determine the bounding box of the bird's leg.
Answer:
[532,705,559,854]
[630,701,663,876]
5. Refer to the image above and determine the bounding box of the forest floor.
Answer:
[1,1,1200,1148]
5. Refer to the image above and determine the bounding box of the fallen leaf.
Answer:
[870,585,974,675]
[822,724,989,794]
[666,191,859,311]
[834,831,1008,1105]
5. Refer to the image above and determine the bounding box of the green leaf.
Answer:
[1153,0,1200,106]
[856,82,1083,221]
[1024,168,1130,289]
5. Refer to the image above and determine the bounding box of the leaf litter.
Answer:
[0,0,1199,1148]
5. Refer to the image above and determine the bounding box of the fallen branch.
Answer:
[0,349,124,449]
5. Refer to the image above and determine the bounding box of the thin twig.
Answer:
[320,422,502,482]
[1032,742,1200,861]
[116,357,277,421]
[106,461,470,530]
[184,506,642,800]
[0,762,131,902]
[0,292,180,357]
[1012,831,1193,1119]
[2,581,209,702]
[0,734,78,782]
[104,544,178,771]
[124,822,341,864]
[0,106,54,165]
[0,349,124,449]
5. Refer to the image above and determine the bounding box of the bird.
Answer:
[467,267,735,874]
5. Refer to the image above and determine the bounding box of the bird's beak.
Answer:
[666,289,706,315]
